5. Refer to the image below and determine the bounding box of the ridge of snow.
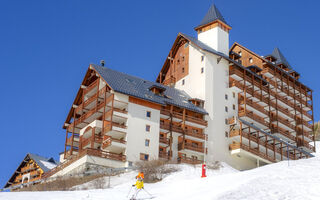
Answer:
[1,142,319,200]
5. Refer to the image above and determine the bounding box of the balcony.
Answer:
[270,126,296,142]
[159,151,170,160]
[81,135,103,148]
[102,135,126,152]
[160,108,207,127]
[229,129,240,137]
[177,156,202,165]
[159,136,170,145]
[238,110,269,128]
[296,129,313,142]
[229,142,276,163]
[178,142,205,154]
[297,140,315,152]
[66,135,79,147]
[21,165,36,173]
[228,116,237,125]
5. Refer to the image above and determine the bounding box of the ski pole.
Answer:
[126,186,133,197]
[143,188,153,197]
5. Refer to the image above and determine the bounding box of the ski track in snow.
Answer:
[1,142,320,200]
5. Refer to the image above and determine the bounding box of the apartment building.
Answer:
[43,3,315,177]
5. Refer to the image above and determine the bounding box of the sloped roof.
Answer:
[179,33,268,83]
[92,64,208,114]
[196,4,230,29]
[271,47,292,70]
[28,153,58,173]
[4,153,58,188]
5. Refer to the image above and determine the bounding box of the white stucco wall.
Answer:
[198,27,229,55]
[125,102,160,163]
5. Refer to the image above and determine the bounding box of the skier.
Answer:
[130,177,144,200]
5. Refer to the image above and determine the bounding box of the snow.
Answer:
[40,161,57,170]
[1,142,320,200]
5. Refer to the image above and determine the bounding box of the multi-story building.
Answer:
[44,3,315,177]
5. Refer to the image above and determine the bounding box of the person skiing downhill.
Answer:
[130,177,144,200]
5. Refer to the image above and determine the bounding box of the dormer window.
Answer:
[189,98,204,108]
[149,85,166,95]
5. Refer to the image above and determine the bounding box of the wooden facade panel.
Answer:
[129,96,161,110]
[163,42,189,84]
[232,45,263,68]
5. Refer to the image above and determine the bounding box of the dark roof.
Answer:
[195,4,230,29]
[271,47,292,70]
[92,65,208,114]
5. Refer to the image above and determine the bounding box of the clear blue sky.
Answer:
[1,0,319,187]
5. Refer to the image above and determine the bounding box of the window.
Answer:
[182,67,185,73]
[140,153,149,161]
[201,67,204,73]
[238,51,242,56]
[146,125,150,132]
[182,56,185,61]
[225,119,228,125]
[249,58,253,63]
[184,43,188,48]
[182,79,185,85]
[128,161,133,167]
[225,131,228,138]
[201,56,204,62]
[145,139,150,147]
[225,106,228,112]
[233,104,236,110]
[225,94,228,100]
[233,92,235,98]
[146,111,151,118]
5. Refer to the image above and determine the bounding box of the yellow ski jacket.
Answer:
[134,180,144,189]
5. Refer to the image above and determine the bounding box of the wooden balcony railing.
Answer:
[271,126,296,141]
[271,115,295,130]
[83,79,99,96]
[228,116,237,125]
[178,142,205,153]
[159,136,170,145]
[21,165,36,173]
[102,135,126,149]
[261,65,312,99]
[239,110,269,127]
[239,99,268,116]
[177,156,202,165]
[159,152,170,160]
[229,129,240,137]
[160,122,206,140]
[43,148,125,178]
[160,109,207,126]
[296,129,313,140]
[297,140,315,152]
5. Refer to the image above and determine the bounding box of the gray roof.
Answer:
[92,64,208,114]
[196,4,230,29]
[271,47,292,70]
[28,153,58,173]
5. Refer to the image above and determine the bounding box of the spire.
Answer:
[195,4,229,29]
[271,47,292,69]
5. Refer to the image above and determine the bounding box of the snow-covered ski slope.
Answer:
[2,142,320,200]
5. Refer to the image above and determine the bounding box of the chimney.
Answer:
[100,60,105,66]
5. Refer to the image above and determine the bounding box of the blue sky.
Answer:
[1,0,319,187]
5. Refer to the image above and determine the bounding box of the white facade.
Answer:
[126,101,160,164]
[175,24,259,170]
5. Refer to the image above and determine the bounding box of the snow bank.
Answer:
[1,142,319,200]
